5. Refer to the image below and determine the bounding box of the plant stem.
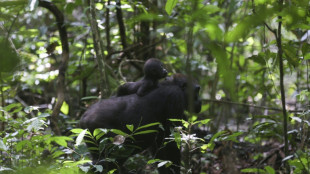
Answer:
[277,0,288,157]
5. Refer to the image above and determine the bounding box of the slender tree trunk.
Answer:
[276,0,288,157]
[88,0,110,98]
[0,73,5,131]
[39,0,69,135]
[115,0,141,72]
[105,0,111,55]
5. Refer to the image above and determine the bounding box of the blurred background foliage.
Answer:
[0,0,310,173]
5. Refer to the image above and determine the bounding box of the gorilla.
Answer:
[80,73,201,173]
[116,58,168,97]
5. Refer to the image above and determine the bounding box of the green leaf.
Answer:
[194,119,210,125]
[126,124,134,132]
[71,128,87,134]
[0,1,26,6]
[94,128,108,137]
[84,140,97,145]
[60,101,69,115]
[208,43,236,100]
[165,0,177,15]
[169,119,189,128]
[17,29,39,37]
[225,6,274,42]
[304,53,310,60]
[88,147,99,151]
[173,131,181,149]
[169,119,183,122]
[93,128,108,140]
[210,131,226,143]
[16,140,29,152]
[4,103,22,112]
[52,150,65,158]
[147,159,161,164]
[264,166,275,174]
[222,131,244,142]
[134,130,158,135]
[50,136,73,147]
[25,117,45,132]
[136,122,160,131]
[0,39,20,73]
[283,44,299,67]
[241,168,266,173]
[75,129,87,147]
[248,53,266,65]
[111,129,128,136]
[107,169,117,174]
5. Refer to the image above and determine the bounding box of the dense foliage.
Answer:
[0,0,309,173]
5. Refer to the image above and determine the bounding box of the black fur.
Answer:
[80,74,201,173]
[116,58,168,97]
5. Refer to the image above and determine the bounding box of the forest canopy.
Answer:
[0,0,310,173]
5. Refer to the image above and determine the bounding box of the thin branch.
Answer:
[276,0,288,158]
[38,0,70,135]
[88,0,110,97]
[105,0,111,54]
[264,22,277,38]
[115,0,141,71]
[115,0,127,49]
[251,0,277,38]
[14,96,35,117]
[7,11,20,40]
[203,99,304,113]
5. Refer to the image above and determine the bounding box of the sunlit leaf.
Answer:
[93,165,103,172]
[0,138,8,151]
[60,101,69,115]
[25,118,45,132]
[226,6,274,42]
[147,159,161,164]
[93,128,108,140]
[158,161,172,168]
[17,29,39,37]
[208,43,236,100]
[28,0,38,11]
[75,129,87,146]
[126,124,134,132]
[165,0,177,15]
[71,128,86,134]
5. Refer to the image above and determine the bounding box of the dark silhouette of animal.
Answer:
[80,73,201,173]
[116,58,168,97]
